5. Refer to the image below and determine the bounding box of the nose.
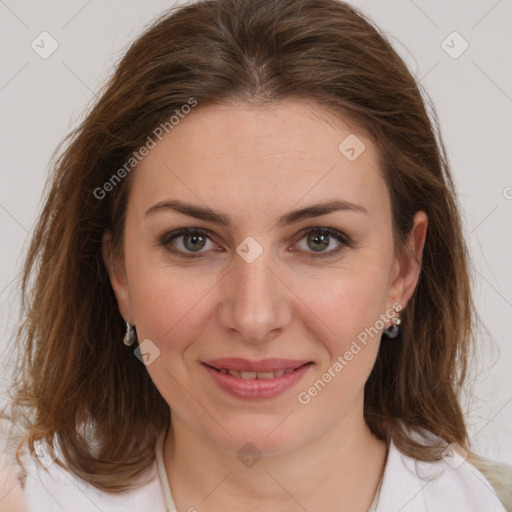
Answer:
[217,249,292,345]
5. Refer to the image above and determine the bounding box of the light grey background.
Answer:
[1,0,511,463]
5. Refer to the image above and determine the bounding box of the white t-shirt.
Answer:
[2,426,508,512]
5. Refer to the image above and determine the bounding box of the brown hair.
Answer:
[4,0,477,493]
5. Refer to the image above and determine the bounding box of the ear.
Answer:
[102,230,134,323]
[388,210,428,310]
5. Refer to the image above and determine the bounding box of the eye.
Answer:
[160,228,219,258]
[293,227,350,257]
[159,226,351,260]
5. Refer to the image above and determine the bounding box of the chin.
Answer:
[208,414,311,457]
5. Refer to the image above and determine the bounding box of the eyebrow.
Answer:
[145,199,368,227]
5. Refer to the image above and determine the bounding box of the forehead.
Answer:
[130,99,388,225]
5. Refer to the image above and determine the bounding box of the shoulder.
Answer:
[377,435,511,512]
[471,456,512,512]
[0,418,27,512]
[0,418,167,512]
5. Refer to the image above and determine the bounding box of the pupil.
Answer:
[185,234,205,251]
[308,233,328,252]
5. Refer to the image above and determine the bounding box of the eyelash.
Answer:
[159,227,351,260]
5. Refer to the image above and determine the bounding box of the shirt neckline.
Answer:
[154,429,385,512]
[155,429,177,512]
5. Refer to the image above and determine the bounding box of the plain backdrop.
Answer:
[1,0,511,463]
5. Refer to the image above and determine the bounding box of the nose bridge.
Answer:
[219,244,290,343]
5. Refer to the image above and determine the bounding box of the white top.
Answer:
[2,427,507,512]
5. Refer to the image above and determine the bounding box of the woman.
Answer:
[1,0,511,510]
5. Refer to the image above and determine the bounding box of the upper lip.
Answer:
[202,358,312,372]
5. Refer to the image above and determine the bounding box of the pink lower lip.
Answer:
[202,362,312,399]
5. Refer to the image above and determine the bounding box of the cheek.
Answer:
[125,250,218,350]
[127,265,213,401]
[295,258,390,355]
[294,269,388,415]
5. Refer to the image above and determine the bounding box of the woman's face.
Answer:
[106,99,427,455]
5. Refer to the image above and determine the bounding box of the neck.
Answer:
[163,407,387,512]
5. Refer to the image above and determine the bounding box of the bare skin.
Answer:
[0,419,27,512]
[104,99,428,511]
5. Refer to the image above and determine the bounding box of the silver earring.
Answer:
[383,305,402,339]
[123,321,137,346]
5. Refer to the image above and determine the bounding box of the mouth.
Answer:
[200,358,313,399]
